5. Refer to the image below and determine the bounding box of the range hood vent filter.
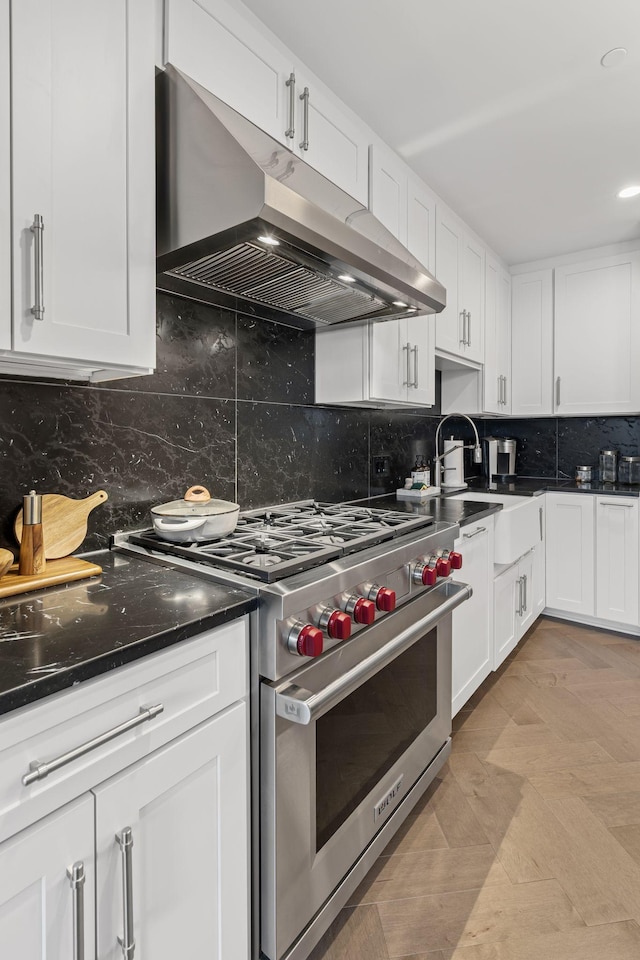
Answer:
[167,242,389,325]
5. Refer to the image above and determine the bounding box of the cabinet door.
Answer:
[297,73,368,205]
[517,550,536,638]
[0,796,94,960]
[452,521,492,716]
[369,320,405,403]
[369,143,408,242]
[11,0,155,370]
[434,206,464,355]
[0,0,9,350]
[511,270,553,416]
[95,703,249,960]
[405,314,435,407]
[461,233,485,362]
[493,563,520,668]
[545,493,595,616]
[407,176,436,273]
[484,255,503,414]
[554,253,640,414]
[497,267,512,413]
[166,0,288,144]
[596,498,639,625]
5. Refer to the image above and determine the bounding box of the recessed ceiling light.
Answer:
[392,300,408,308]
[617,186,640,199]
[601,47,627,68]
[408,307,418,312]
[338,274,356,283]
[257,234,279,246]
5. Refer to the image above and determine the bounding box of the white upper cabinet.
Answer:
[554,251,640,415]
[484,255,511,414]
[368,145,436,273]
[369,142,408,242]
[407,175,436,274]
[315,315,435,408]
[510,269,553,416]
[0,0,9,352]
[435,205,484,362]
[165,0,368,204]
[7,0,156,380]
[165,0,288,143]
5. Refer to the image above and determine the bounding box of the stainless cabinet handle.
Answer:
[22,704,164,786]
[555,376,561,407]
[463,525,487,539]
[402,342,410,386]
[275,582,472,725]
[503,375,508,406]
[299,86,310,151]
[539,506,543,541]
[459,310,466,346]
[522,573,528,613]
[285,72,295,138]
[116,828,136,960]
[67,862,86,960]
[30,214,45,320]
[497,376,502,406]
[466,310,471,347]
[412,344,419,389]
[516,576,523,616]
[599,500,635,507]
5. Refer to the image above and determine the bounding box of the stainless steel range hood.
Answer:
[156,66,446,329]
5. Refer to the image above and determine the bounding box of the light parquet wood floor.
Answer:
[308,616,640,959]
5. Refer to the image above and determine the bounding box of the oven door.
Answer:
[260,579,471,960]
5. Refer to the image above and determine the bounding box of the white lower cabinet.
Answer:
[545,492,639,630]
[451,518,493,717]
[0,617,250,958]
[493,547,539,669]
[95,703,248,960]
[0,796,95,960]
[595,498,639,625]
[545,493,595,617]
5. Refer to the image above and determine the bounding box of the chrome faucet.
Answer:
[434,413,483,489]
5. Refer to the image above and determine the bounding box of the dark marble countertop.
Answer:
[0,551,257,717]
[355,494,503,528]
[445,477,640,498]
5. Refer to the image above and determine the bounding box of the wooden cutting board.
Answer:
[14,491,108,559]
[0,557,102,598]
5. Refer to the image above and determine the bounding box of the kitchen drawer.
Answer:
[0,616,248,843]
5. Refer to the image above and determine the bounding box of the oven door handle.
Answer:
[274,581,472,725]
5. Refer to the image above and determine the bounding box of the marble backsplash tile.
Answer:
[2,290,638,556]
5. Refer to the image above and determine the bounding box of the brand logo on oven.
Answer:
[374,775,404,822]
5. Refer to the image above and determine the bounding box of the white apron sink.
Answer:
[446,493,543,564]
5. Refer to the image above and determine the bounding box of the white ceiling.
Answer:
[240,0,640,265]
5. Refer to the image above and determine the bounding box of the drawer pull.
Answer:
[67,861,86,960]
[22,704,164,786]
[116,827,136,960]
[463,525,487,539]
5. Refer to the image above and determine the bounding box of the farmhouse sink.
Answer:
[446,492,543,565]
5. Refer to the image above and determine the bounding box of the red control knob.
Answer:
[344,595,376,625]
[421,564,438,586]
[448,551,463,570]
[326,610,352,640]
[436,557,451,578]
[375,587,396,612]
[289,623,324,658]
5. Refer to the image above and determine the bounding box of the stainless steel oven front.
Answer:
[260,578,471,960]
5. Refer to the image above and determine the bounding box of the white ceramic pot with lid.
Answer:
[151,485,240,542]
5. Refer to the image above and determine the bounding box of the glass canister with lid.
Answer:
[618,456,640,485]
[599,449,618,483]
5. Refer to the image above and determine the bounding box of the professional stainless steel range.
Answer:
[117,500,471,960]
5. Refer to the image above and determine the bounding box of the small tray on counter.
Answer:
[0,557,102,599]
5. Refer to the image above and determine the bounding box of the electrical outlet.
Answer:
[372,455,391,477]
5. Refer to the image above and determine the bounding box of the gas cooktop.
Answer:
[128,500,434,583]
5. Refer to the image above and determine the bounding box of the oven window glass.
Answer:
[315,629,438,851]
